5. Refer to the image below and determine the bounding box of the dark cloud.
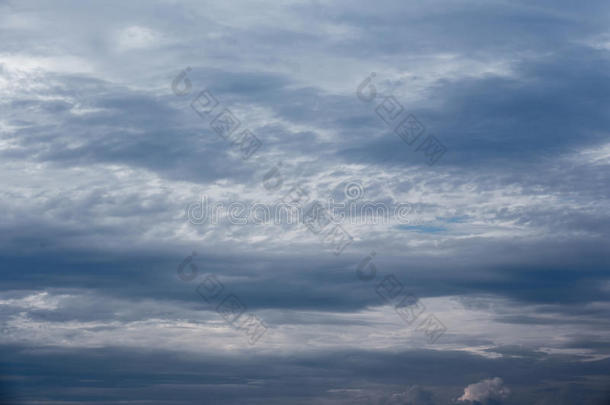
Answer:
[1,345,609,404]
[1,0,610,403]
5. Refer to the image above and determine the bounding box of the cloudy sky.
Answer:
[1,0,610,403]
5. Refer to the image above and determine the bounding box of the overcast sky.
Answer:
[1,0,610,404]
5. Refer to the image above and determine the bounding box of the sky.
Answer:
[1,0,610,404]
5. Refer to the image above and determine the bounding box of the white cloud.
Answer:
[458,377,510,403]
[116,25,163,50]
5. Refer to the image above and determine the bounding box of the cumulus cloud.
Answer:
[457,377,510,403]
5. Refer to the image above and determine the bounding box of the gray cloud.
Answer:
[1,0,610,403]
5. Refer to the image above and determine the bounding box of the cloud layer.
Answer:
[1,0,610,403]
